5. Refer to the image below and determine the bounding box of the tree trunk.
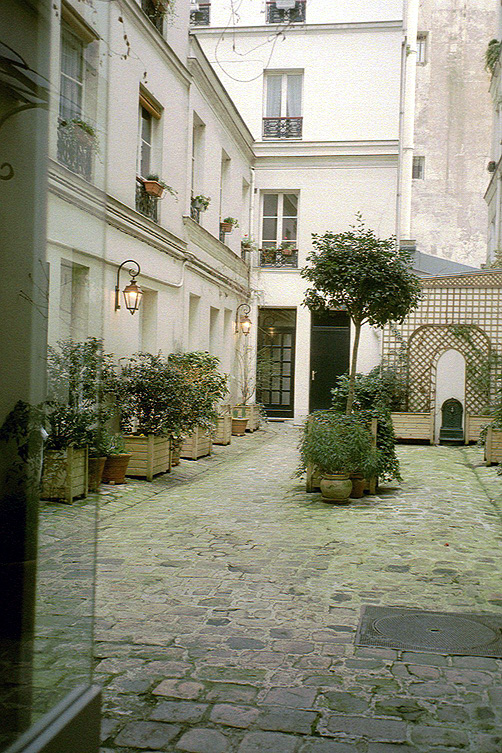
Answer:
[346,321,361,415]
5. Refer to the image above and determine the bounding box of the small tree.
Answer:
[301,215,422,414]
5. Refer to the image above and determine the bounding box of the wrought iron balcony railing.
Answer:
[263,116,303,139]
[190,203,201,223]
[259,248,298,268]
[141,0,164,34]
[190,3,210,26]
[136,179,159,222]
[57,125,93,181]
[266,1,306,24]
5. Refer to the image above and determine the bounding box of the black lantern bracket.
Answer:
[115,259,142,314]
[235,302,252,335]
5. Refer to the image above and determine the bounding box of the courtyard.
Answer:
[77,424,502,752]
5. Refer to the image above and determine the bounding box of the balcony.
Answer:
[190,204,201,223]
[266,0,306,24]
[259,248,298,269]
[136,179,159,222]
[141,0,164,34]
[263,116,303,139]
[190,2,210,26]
[57,123,93,181]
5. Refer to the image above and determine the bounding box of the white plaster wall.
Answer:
[196,28,402,143]
[210,0,403,27]
[434,349,466,443]
[411,0,496,267]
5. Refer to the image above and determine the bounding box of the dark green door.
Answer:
[309,312,350,412]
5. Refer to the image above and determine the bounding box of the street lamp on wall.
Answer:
[115,260,143,315]
[236,302,252,336]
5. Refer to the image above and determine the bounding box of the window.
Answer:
[260,193,299,267]
[60,24,84,122]
[141,0,164,34]
[266,1,306,24]
[138,106,153,178]
[59,261,89,341]
[190,1,210,26]
[412,156,425,179]
[263,73,303,139]
[417,33,428,65]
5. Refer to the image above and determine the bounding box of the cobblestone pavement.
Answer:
[95,424,502,753]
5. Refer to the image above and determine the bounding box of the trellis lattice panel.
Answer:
[382,273,502,413]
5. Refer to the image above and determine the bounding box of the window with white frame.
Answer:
[263,73,303,139]
[417,33,428,65]
[60,23,84,122]
[261,193,298,248]
[138,105,153,178]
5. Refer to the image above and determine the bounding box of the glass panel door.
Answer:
[257,309,297,417]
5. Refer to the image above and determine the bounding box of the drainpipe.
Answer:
[399,0,419,243]
[249,167,256,274]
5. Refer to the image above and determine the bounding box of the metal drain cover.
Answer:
[355,605,502,656]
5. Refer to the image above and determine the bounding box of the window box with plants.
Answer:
[140,174,176,199]
[168,352,228,459]
[191,194,211,212]
[220,217,239,234]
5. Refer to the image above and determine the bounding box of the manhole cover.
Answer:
[355,605,502,656]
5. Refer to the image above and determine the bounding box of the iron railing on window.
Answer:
[141,0,164,33]
[57,125,93,181]
[263,116,303,139]
[136,179,159,222]
[190,203,200,223]
[190,3,210,26]
[259,248,298,268]
[266,1,306,24]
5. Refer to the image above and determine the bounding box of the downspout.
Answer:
[396,37,407,246]
[399,0,419,243]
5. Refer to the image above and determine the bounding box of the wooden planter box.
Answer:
[391,412,434,444]
[306,419,378,494]
[124,435,171,481]
[232,404,260,432]
[41,446,88,503]
[213,415,232,445]
[485,426,502,465]
[465,414,493,444]
[180,426,212,460]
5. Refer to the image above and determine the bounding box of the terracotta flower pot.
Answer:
[88,456,106,492]
[231,418,248,436]
[220,222,233,233]
[142,180,164,198]
[101,454,132,484]
[320,474,352,505]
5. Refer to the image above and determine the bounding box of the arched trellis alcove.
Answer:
[407,324,492,413]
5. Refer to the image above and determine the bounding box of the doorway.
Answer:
[309,311,350,412]
[257,308,296,418]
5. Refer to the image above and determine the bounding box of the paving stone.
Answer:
[176,727,229,752]
[256,706,318,734]
[114,721,181,748]
[410,725,469,747]
[367,745,419,753]
[100,717,122,742]
[206,683,259,703]
[209,703,259,728]
[324,714,406,741]
[321,691,369,714]
[298,740,356,753]
[262,687,318,708]
[373,699,425,722]
[238,730,299,752]
[152,680,205,699]
[149,701,208,723]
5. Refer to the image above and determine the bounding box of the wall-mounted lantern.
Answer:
[236,302,252,336]
[115,260,143,315]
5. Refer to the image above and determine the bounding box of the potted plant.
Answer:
[233,345,261,432]
[241,234,257,253]
[191,194,211,212]
[220,217,239,233]
[167,351,228,459]
[41,338,116,502]
[141,173,177,199]
[298,412,379,504]
[101,433,132,484]
[58,118,99,149]
[280,240,296,256]
[116,353,189,480]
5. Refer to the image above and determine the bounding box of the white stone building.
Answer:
[46,0,254,404]
[485,5,502,263]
